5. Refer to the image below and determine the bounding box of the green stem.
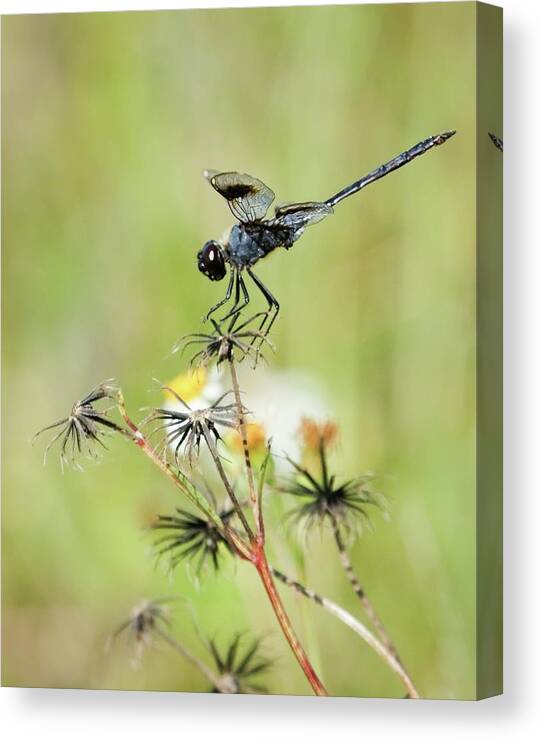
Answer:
[201,425,254,540]
[154,626,223,691]
[228,359,264,538]
[330,518,417,695]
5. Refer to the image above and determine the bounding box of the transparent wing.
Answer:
[203,170,275,223]
[273,201,333,229]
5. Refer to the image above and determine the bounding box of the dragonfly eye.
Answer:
[197,241,226,281]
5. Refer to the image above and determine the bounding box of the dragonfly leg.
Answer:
[247,268,280,339]
[219,271,241,322]
[204,269,235,322]
[221,270,251,324]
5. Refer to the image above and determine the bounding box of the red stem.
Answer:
[254,546,328,697]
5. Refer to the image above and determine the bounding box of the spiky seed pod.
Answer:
[145,388,243,465]
[281,437,385,538]
[206,634,272,694]
[173,315,274,368]
[109,598,175,667]
[151,505,237,574]
[33,381,123,469]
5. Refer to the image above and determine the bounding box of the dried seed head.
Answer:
[145,387,242,466]
[109,597,175,667]
[151,505,237,574]
[33,381,123,470]
[206,634,272,694]
[173,315,274,368]
[280,436,385,538]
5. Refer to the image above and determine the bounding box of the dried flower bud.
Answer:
[207,634,272,694]
[33,381,123,470]
[109,598,175,667]
[151,505,237,574]
[146,388,241,465]
[281,437,385,537]
[173,315,274,368]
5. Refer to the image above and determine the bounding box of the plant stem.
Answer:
[330,518,416,689]
[201,425,254,540]
[227,359,326,696]
[115,389,252,561]
[154,626,224,691]
[255,551,327,696]
[270,566,420,699]
[228,358,264,538]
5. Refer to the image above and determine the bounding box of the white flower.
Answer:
[238,367,332,465]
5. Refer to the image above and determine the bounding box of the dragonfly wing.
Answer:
[203,170,275,223]
[273,201,333,230]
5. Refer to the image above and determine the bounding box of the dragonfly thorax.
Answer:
[227,222,297,269]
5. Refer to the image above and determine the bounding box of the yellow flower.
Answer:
[164,368,208,403]
[163,367,222,409]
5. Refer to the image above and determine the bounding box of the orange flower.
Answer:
[228,422,267,455]
[298,417,338,452]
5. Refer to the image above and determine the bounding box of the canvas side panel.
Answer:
[476,1,503,700]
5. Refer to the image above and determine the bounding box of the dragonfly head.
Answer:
[197,240,227,281]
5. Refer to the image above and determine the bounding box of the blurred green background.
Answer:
[2,3,481,698]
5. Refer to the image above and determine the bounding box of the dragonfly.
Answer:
[197,130,456,337]
[489,132,503,151]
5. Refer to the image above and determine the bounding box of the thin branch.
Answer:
[228,358,264,539]
[255,556,327,696]
[200,425,254,540]
[330,517,418,695]
[270,566,420,699]
[154,625,225,691]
